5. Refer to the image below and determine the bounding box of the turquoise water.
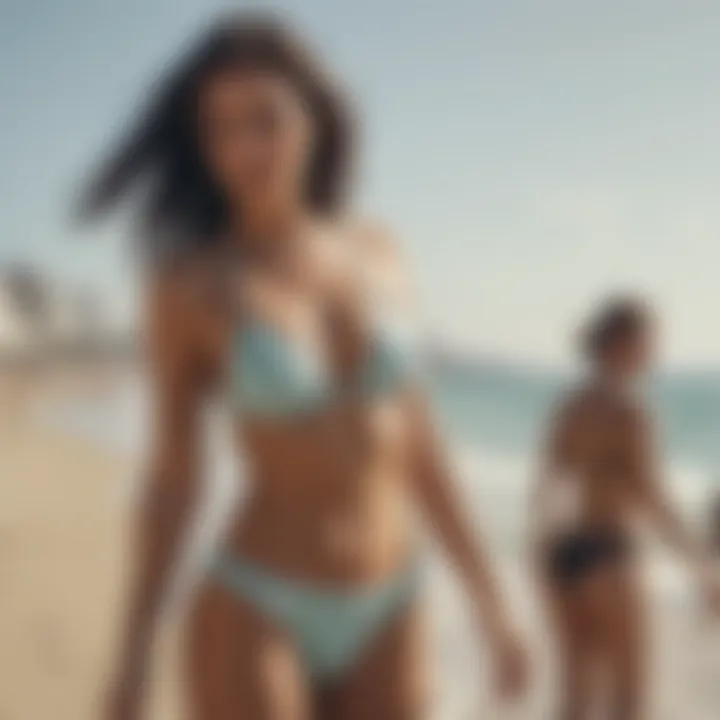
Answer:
[41,364,720,488]
[431,364,720,475]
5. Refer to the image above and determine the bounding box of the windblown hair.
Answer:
[76,12,353,259]
[580,295,651,362]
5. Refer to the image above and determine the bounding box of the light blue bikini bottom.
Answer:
[210,553,420,683]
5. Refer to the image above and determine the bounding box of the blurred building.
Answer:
[0,265,135,366]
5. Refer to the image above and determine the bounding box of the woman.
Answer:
[531,298,720,719]
[80,14,527,720]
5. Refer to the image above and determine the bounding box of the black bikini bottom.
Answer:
[547,529,631,586]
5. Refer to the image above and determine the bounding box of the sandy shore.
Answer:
[2,368,720,719]
[0,369,181,720]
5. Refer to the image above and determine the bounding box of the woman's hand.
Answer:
[485,620,530,701]
[104,656,145,720]
[103,630,149,720]
[105,682,140,720]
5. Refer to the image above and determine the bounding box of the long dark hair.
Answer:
[77,12,353,259]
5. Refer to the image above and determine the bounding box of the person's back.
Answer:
[551,383,642,534]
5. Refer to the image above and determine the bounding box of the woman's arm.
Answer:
[406,394,511,634]
[527,453,554,580]
[629,407,708,563]
[405,393,528,697]
[358,221,514,628]
[109,272,208,719]
[527,397,573,568]
[628,405,720,611]
[357,222,528,694]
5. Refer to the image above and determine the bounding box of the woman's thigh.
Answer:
[547,578,606,714]
[601,569,647,718]
[185,581,312,720]
[324,598,431,720]
[549,566,647,718]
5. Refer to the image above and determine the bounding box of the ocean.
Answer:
[433,363,720,473]
[42,361,720,554]
[48,363,720,466]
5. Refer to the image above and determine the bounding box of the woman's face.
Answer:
[613,324,656,378]
[198,68,314,214]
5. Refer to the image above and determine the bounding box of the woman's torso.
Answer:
[184,222,420,585]
[548,383,645,535]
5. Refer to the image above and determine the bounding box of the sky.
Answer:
[1,0,719,367]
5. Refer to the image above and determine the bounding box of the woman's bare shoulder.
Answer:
[552,383,591,421]
[344,216,405,262]
[344,217,416,296]
[144,248,234,370]
[554,382,649,438]
[148,247,233,319]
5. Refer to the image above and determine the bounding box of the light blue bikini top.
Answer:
[232,315,421,418]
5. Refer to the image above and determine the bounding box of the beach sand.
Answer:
[0,369,180,720]
[2,368,720,719]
